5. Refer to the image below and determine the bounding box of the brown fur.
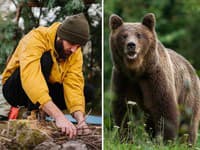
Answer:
[109,13,200,144]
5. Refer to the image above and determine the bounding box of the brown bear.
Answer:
[109,13,200,144]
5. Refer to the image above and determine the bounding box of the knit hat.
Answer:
[57,13,90,46]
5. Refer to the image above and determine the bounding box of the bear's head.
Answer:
[109,13,157,71]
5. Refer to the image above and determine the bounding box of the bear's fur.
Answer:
[109,13,200,144]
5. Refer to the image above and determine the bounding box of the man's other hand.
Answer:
[55,115,77,138]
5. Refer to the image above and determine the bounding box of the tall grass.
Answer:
[104,91,200,149]
[104,126,200,149]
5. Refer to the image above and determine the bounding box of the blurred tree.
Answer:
[0,16,19,72]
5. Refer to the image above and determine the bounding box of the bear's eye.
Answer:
[122,34,128,40]
[136,33,142,39]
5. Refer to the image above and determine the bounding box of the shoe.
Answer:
[8,106,19,120]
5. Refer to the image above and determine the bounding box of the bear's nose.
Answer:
[127,42,136,51]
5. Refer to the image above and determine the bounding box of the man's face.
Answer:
[55,37,80,60]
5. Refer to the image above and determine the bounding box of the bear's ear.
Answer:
[142,13,156,31]
[109,14,123,30]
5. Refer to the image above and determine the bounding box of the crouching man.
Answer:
[2,13,90,138]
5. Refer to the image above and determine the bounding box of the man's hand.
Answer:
[73,111,92,135]
[77,120,91,135]
[55,115,77,138]
[42,101,77,138]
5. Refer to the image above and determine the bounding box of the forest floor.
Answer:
[0,76,102,150]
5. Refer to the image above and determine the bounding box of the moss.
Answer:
[15,129,47,148]
[3,120,48,149]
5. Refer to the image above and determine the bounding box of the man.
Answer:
[2,13,90,138]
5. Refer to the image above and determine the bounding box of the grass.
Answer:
[104,126,200,150]
[104,91,200,150]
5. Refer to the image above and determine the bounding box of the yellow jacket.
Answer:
[2,22,85,113]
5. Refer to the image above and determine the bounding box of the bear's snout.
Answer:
[127,42,136,51]
[125,42,138,60]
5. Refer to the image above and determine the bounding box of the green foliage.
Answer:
[105,127,198,150]
[45,0,85,21]
[104,93,200,149]
[0,17,18,72]
[64,0,84,14]
[104,90,113,129]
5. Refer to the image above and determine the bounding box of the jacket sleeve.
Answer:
[63,49,85,114]
[19,32,51,106]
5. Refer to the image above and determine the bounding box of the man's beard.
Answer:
[55,39,72,60]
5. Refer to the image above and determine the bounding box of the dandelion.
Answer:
[127,101,137,106]
[127,121,131,126]
[113,125,120,129]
